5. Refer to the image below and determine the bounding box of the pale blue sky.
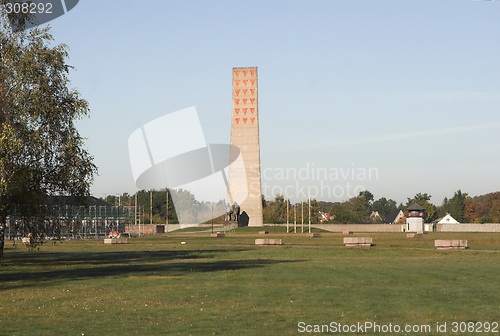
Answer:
[45,0,500,204]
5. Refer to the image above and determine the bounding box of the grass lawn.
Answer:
[1,231,499,335]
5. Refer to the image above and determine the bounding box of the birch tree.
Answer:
[0,10,96,259]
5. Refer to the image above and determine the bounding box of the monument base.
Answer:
[224,221,238,229]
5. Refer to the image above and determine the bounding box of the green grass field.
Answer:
[1,231,499,335]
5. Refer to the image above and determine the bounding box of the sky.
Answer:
[37,0,500,205]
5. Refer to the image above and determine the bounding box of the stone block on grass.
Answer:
[343,237,373,247]
[210,233,225,238]
[103,238,128,244]
[306,233,321,238]
[435,239,467,250]
[255,238,282,245]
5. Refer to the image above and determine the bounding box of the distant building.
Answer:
[406,203,426,233]
[318,211,331,223]
[370,211,383,222]
[433,213,460,224]
[384,209,405,224]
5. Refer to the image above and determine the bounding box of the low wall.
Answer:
[126,224,227,234]
[311,224,404,233]
[126,224,183,234]
[126,224,155,235]
[125,223,500,234]
[166,224,182,232]
[436,223,500,232]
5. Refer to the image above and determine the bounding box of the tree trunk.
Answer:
[0,222,5,260]
[0,213,7,260]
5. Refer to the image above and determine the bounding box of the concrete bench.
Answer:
[435,239,468,250]
[407,233,423,238]
[258,231,269,235]
[343,237,373,247]
[103,238,128,244]
[255,238,282,245]
[342,231,353,235]
[210,233,225,238]
[306,233,321,238]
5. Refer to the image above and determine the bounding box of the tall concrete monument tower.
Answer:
[229,66,263,226]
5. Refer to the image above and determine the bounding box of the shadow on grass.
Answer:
[0,249,303,291]
[5,249,227,266]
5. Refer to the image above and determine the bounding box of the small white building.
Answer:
[434,213,460,224]
[406,203,426,233]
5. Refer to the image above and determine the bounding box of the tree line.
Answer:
[274,189,500,224]
[119,189,500,225]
